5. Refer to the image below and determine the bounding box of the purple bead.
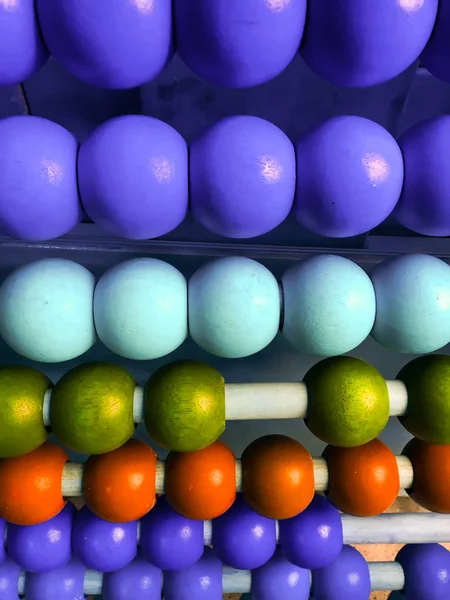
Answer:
[102,557,162,600]
[396,543,450,600]
[139,496,204,571]
[72,505,137,573]
[36,0,173,89]
[78,115,188,240]
[394,116,450,236]
[212,495,277,570]
[0,116,81,242]
[0,559,20,600]
[279,494,343,570]
[7,502,75,573]
[294,116,404,238]
[312,545,371,600]
[0,0,48,86]
[301,0,438,88]
[175,0,306,88]
[163,546,222,600]
[0,519,5,564]
[25,559,85,600]
[252,548,310,600]
[422,1,450,84]
[191,116,296,239]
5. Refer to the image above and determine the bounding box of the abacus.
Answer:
[3,1,450,599]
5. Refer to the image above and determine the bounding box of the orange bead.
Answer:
[241,434,314,519]
[0,441,68,525]
[165,440,236,520]
[84,439,157,522]
[324,438,399,517]
[403,438,450,513]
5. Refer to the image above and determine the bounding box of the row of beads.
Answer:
[0,434,446,527]
[1,494,343,574]
[3,495,448,575]
[3,112,450,243]
[1,354,449,458]
[0,544,447,600]
[0,112,395,242]
[2,250,450,364]
[1,0,445,90]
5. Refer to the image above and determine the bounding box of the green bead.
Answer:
[0,365,50,457]
[397,354,450,444]
[144,360,225,452]
[50,362,135,454]
[304,356,389,447]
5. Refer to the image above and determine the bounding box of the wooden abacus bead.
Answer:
[241,434,314,519]
[189,256,280,358]
[50,362,135,454]
[0,441,68,526]
[312,545,371,600]
[251,548,310,600]
[396,543,450,600]
[402,438,450,513]
[0,0,48,86]
[83,439,157,523]
[24,559,86,600]
[139,496,204,571]
[323,438,400,517]
[0,365,50,457]
[301,1,437,88]
[102,558,162,600]
[163,547,222,600]
[397,355,450,444]
[304,356,390,447]
[37,0,173,90]
[72,505,138,573]
[0,258,95,362]
[8,503,75,574]
[94,258,188,360]
[165,440,236,520]
[212,494,277,570]
[371,254,450,354]
[144,360,225,452]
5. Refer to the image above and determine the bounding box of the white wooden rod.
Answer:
[42,380,408,426]
[62,456,414,497]
[16,562,405,595]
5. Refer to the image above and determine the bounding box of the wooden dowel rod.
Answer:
[42,380,409,426]
[62,456,413,497]
[15,561,405,595]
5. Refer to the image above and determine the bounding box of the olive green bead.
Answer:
[144,360,225,452]
[397,354,450,444]
[50,362,135,454]
[304,356,389,447]
[0,365,51,457]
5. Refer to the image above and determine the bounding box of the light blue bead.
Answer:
[371,254,450,354]
[282,255,376,356]
[189,256,280,358]
[0,258,96,362]
[94,258,188,360]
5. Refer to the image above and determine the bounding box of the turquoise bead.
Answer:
[282,255,375,356]
[0,259,96,362]
[371,254,450,354]
[94,258,188,360]
[189,256,280,358]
